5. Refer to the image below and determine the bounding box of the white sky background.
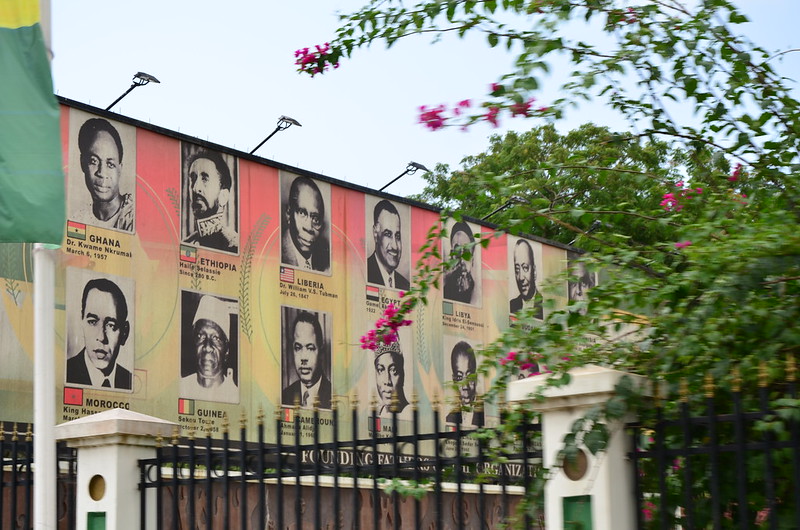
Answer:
[51,1,800,200]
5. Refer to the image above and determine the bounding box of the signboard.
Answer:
[0,101,576,441]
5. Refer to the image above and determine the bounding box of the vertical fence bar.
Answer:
[11,424,18,529]
[758,362,777,530]
[630,424,644,530]
[655,400,668,530]
[24,426,32,529]
[477,400,486,530]
[412,398,421,530]
[156,437,164,530]
[679,380,694,530]
[522,415,531,529]
[499,406,509,527]
[0,426,5,529]
[222,418,231,530]
[204,427,213,530]
[455,417,464,530]
[170,427,179,530]
[732,369,749,526]
[392,398,400,530]
[139,450,147,530]
[352,398,360,530]
[258,410,266,530]
[433,398,443,530]
[276,408,284,530]
[704,374,721,530]
[294,404,302,530]
[788,354,800,530]
[314,402,321,530]
[371,401,380,530]
[240,412,248,530]
[332,400,340,530]
[188,429,196,530]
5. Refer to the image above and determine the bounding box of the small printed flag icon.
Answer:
[180,245,197,263]
[66,221,86,240]
[63,387,83,406]
[283,407,294,422]
[443,301,454,315]
[373,417,381,432]
[178,398,195,415]
[366,285,380,302]
[280,267,295,284]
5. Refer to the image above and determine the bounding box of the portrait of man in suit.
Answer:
[445,340,484,428]
[443,221,481,305]
[509,237,543,319]
[281,307,332,409]
[281,174,331,274]
[66,275,133,391]
[366,199,409,290]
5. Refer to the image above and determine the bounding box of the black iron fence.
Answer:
[629,366,800,529]
[139,403,543,529]
[0,422,77,530]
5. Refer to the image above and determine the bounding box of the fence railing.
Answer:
[139,403,543,529]
[0,422,77,530]
[629,370,800,529]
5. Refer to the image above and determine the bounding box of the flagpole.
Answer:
[33,244,57,530]
[34,1,57,527]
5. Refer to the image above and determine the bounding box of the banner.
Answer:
[0,0,64,243]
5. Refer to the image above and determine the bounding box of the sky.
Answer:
[50,1,800,200]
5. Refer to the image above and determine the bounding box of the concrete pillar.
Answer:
[54,408,175,530]
[507,365,650,530]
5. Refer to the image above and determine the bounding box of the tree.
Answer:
[304,0,800,525]
[412,122,692,247]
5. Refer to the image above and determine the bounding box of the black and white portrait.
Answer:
[280,306,333,409]
[280,172,332,275]
[567,250,597,306]
[65,268,135,392]
[444,338,484,429]
[508,236,544,319]
[179,291,239,404]
[442,220,482,306]
[181,144,239,254]
[372,334,412,417]
[68,110,136,233]
[365,198,411,290]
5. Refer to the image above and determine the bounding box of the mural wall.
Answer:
[0,102,583,441]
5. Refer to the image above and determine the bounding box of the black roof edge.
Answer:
[57,96,579,254]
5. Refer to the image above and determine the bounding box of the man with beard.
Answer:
[510,239,543,319]
[76,118,134,232]
[281,176,330,273]
[374,341,409,416]
[184,149,238,253]
[367,200,409,290]
[180,294,238,403]
[445,341,484,427]
[66,278,132,390]
[282,310,332,409]
[443,222,476,304]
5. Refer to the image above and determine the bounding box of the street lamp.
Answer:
[106,72,160,111]
[250,116,302,154]
[379,161,430,192]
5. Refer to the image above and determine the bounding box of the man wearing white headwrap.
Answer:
[180,294,238,403]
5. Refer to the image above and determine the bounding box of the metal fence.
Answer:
[629,366,800,529]
[139,403,543,529]
[0,422,77,530]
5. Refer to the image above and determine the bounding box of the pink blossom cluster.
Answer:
[660,182,703,212]
[642,501,656,522]
[729,163,742,182]
[499,351,544,377]
[417,85,549,131]
[295,43,339,76]
[360,296,414,351]
[674,241,692,249]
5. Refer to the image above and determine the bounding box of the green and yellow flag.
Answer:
[0,0,64,244]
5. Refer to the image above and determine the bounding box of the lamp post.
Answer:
[250,116,302,154]
[106,72,160,111]
[379,161,430,192]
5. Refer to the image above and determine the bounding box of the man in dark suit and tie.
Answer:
[66,278,132,390]
[445,341,484,428]
[282,310,332,409]
[367,199,409,290]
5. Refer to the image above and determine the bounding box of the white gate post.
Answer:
[508,365,650,530]
[54,408,175,530]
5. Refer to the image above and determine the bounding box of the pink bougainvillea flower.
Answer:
[418,104,448,131]
[490,83,502,93]
[674,241,692,249]
[729,163,742,182]
[485,106,501,127]
[510,98,535,117]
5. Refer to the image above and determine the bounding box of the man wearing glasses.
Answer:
[281,176,330,273]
